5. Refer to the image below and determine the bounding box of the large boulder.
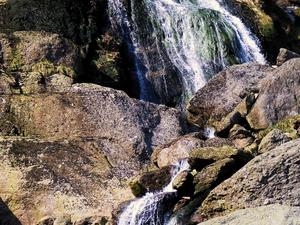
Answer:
[192,138,300,222]
[247,58,300,129]
[0,136,130,225]
[0,84,186,224]
[187,63,272,128]
[258,129,291,154]
[198,204,300,225]
[7,84,186,174]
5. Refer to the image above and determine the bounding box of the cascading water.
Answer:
[108,0,266,104]
[118,160,190,225]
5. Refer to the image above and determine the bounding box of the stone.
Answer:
[153,133,205,168]
[193,158,236,195]
[194,139,300,221]
[138,166,173,193]
[172,170,193,196]
[197,205,300,225]
[0,84,186,224]
[247,59,300,130]
[258,129,291,154]
[189,146,238,163]
[0,136,131,225]
[187,63,271,128]
[45,74,73,93]
[277,48,300,66]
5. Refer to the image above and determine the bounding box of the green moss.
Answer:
[31,60,75,78]
[9,47,23,72]
[258,115,300,140]
[129,180,146,197]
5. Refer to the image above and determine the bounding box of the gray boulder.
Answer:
[247,58,300,130]
[187,63,272,128]
[198,205,300,225]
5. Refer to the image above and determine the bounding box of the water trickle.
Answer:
[118,160,190,225]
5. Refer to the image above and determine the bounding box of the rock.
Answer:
[197,204,300,225]
[0,84,186,224]
[277,48,300,66]
[193,158,236,195]
[214,94,257,135]
[231,137,255,150]
[229,124,252,139]
[0,31,81,76]
[129,180,147,198]
[137,166,173,193]
[20,72,46,94]
[172,170,193,196]
[5,0,105,45]
[258,129,291,154]
[153,133,205,168]
[6,83,185,175]
[189,146,238,163]
[247,59,300,129]
[0,136,129,225]
[187,63,272,128]
[194,139,300,221]
[45,74,73,93]
[0,74,16,94]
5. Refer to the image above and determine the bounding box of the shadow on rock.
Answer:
[0,198,22,225]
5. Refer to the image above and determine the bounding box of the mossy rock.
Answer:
[129,180,147,197]
[257,115,300,140]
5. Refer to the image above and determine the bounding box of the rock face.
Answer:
[198,204,300,225]
[187,63,272,128]
[193,139,300,221]
[0,136,128,224]
[188,58,300,132]
[247,58,300,129]
[0,84,186,224]
[258,129,291,154]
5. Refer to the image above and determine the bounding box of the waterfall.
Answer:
[108,0,266,104]
[118,160,190,225]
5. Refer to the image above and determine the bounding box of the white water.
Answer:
[118,160,190,225]
[108,0,266,103]
[145,0,266,99]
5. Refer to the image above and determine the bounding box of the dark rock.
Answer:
[193,158,236,196]
[277,48,300,66]
[172,170,194,196]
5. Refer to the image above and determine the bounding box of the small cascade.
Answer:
[118,160,190,225]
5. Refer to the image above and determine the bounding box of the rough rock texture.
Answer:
[277,48,300,66]
[0,136,129,225]
[247,58,300,129]
[187,63,272,128]
[258,129,291,153]
[152,133,205,168]
[0,84,186,224]
[198,204,300,225]
[193,139,300,221]
[193,158,236,195]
